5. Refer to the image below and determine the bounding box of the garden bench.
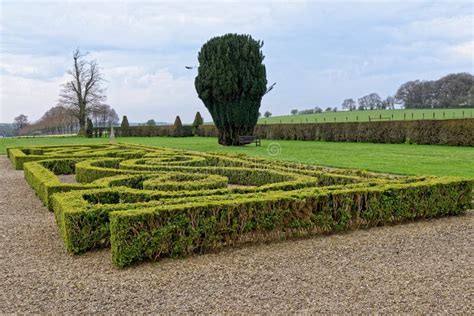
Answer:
[239,135,261,146]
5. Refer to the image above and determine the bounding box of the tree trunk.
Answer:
[217,126,254,146]
[77,103,87,136]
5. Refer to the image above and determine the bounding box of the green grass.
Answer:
[0,136,104,151]
[257,108,474,124]
[2,136,473,177]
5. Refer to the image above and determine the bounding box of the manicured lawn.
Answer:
[0,136,105,152]
[1,136,473,177]
[257,108,474,124]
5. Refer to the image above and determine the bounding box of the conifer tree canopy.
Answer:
[121,116,129,129]
[85,117,94,138]
[121,115,130,136]
[174,116,183,129]
[192,111,204,128]
[195,34,267,146]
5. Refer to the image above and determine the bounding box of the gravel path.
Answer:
[0,156,472,313]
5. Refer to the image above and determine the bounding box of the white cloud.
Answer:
[0,52,201,123]
[0,1,472,122]
[105,65,199,123]
[383,14,473,42]
[0,74,66,122]
[448,40,474,63]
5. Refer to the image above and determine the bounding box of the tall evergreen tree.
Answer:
[192,111,204,135]
[195,34,268,145]
[192,111,204,127]
[120,115,129,136]
[85,117,94,138]
[173,115,183,137]
[174,116,183,128]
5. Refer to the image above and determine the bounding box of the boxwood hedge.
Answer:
[8,143,472,267]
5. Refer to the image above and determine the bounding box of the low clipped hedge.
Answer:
[23,159,98,209]
[8,143,472,267]
[196,119,474,146]
[94,125,194,137]
[110,177,471,267]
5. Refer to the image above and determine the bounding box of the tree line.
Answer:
[9,34,473,145]
[15,103,119,136]
[13,49,119,136]
[290,73,473,115]
[394,73,473,108]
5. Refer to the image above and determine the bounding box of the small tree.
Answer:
[291,109,298,115]
[325,107,332,112]
[85,117,94,138]
[264,111,272,118]
[341,98,356,111]
[174,116,183,128]
[195,33,268,145]
[146,119,156,126]
[59,49,106,135]
[13,114,29,130]
[121,115,130,136]
[173,115,183,137]
[192,111,204,134]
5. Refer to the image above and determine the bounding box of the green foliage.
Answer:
[196,119,474,146]
[86,118,94,138]
[172,116,185,137]
[174,116,183,129]
[193,112,204,127]
[146,119,157,127]
[7,143,472,268]
[4,136,474,177]
[120,116,130,136]
[395,73,474,108]
[192,112,204,135]
[195,33,268,146]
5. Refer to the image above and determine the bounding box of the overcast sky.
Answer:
[1,0,473,123]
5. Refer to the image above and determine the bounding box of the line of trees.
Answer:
[340,93,396,112]
[394,73,473,108]
[14,48,120,136]
[290,73,472,115]
[291,107,339,115]
[290,93,394,116]
[16,103,119,136]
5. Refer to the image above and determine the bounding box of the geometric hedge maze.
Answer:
[8,144,472,267]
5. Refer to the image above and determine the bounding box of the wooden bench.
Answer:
[239,135,261,146]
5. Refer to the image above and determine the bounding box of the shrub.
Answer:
[8,143,472,268]
[85,118,94,138]
[194,119,474,146]
[192,112,204,134]
[195,34,268,145]
[120,116,130,136]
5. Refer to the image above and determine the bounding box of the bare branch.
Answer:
[58,49,107,132]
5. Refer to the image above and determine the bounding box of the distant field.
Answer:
[1,136,473,177]
[257,108,474,124]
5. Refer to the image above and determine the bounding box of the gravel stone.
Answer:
[0,156,472,313]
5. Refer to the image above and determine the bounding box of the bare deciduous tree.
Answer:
[13,114,29,130]
[358,93,381,110]
[59,49,106,134]
[341,98,357,111]
[90,103,118,127]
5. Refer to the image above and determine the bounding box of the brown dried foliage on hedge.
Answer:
[196,119,474,146]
